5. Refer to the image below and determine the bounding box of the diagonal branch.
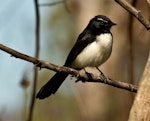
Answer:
[115,0,150,30]
[0,43,138,93]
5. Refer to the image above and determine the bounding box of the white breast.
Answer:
[71,33,113,69]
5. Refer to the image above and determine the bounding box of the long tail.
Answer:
[36,72,68,99]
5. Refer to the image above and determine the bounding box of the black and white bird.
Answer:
[36,15,116,99]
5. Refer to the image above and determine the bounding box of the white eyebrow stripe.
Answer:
[97,18,108,23]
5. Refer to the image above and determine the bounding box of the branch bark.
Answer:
[0,43,138,93]
[115,0,150,30]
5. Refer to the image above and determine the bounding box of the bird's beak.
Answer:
[112,22,117,26]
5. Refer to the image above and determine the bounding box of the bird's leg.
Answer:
[96,66,104,75]
[83,68,93,81]
[75,68,94,83]
[96,66,107,83]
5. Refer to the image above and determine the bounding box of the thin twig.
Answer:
[0,43,138,93]
[39,0,71,14]
[39,0,65,7]
[115,0,150,30]
[27,0,40,121]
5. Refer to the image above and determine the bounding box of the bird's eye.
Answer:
[100,21,104,24]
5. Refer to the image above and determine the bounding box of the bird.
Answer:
[36,15,116,99]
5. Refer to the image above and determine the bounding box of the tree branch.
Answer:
[0,43,138,93]
[115,0,150,30]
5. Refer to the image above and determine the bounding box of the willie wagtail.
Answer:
[36,15,116,99]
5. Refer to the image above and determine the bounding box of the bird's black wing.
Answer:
[64,30,95,67]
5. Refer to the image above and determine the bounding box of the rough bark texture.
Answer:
[128,51,150,121]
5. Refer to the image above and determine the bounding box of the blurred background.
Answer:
[0,0,149,121]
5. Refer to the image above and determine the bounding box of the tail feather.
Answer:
[36,72,68,99]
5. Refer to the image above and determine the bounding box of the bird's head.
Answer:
[89,15,116,33]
